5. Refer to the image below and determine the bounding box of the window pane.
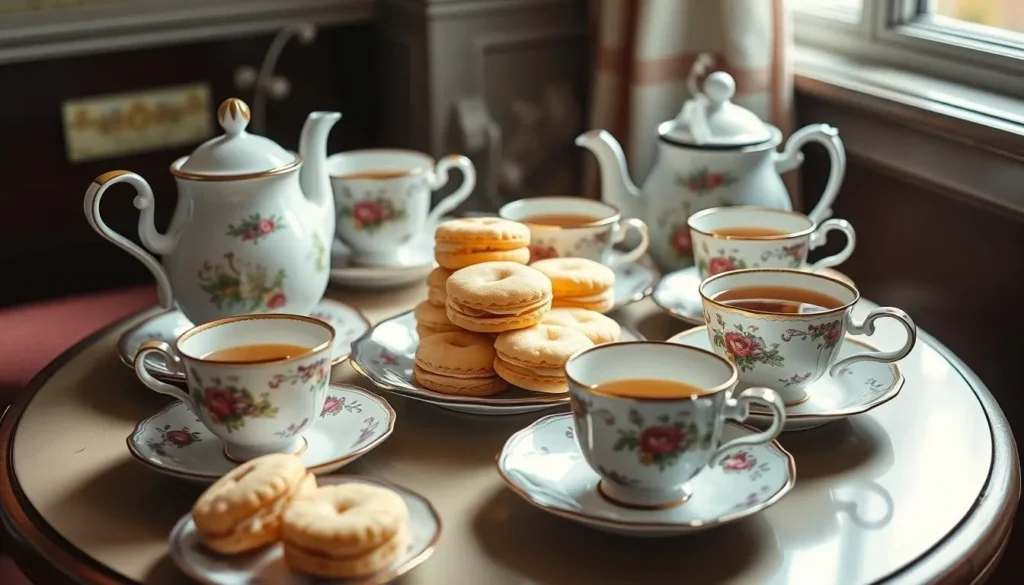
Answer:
[791,0,863,22]
[932,0,1024,34]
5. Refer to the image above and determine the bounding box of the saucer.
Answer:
[127,384,395,483]
[169,475,440,585]
[669,326,904,431]
[330,237,435,290]
[350,310,645,416]
[119,299,371,382]
[611,256,659,310]
[496,413,795,537]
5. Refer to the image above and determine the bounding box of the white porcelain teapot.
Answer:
[576,58,845,272]
[84,98,341,325]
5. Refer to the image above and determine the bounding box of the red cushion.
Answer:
[0,285,157,391]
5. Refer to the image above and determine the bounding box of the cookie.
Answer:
[551,288,616,313]
[192,453,316,555]
[542,307,621,344]
[413,301,460,338]
[414,331,508,396]
[281,483,410,578]
[434,217,531,270]
[529,258,615,297]
[445,262,553,333]
[426,267,453,308]
[493,324,594,393]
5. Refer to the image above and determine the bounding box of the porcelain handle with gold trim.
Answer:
[84,171,175,310]
[610,218,650,267]
[775,124,845,224]
[427,155,476,227]
[830,307,917,375]
[134,341,197,411]
[712,387,786,463]
[809,218,856,271]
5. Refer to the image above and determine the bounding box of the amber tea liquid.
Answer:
[203,343,310,363]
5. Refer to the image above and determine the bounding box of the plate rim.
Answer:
[650,266,704,324]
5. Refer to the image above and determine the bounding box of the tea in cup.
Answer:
[688,206,856,278]
[498,196,649,267]
[699,268,917,405]
[328,149,476,266]
[134,314,335,460]
[565,341,786,508]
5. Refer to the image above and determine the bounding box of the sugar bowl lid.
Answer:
[172,98,299,180]
[660,56,773,148]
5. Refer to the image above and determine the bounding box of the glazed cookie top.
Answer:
[426,267,454,290]
[192,453,309,535]
[542,307,621,344]
[529,257,615,297]
[446,262,552,311]
[495,324,594,369]
[281,483,408,554]
[434,217,530,250]
[416,331,498,377]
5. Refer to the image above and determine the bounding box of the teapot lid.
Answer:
[660,56,773,148]
[173,98,299,179]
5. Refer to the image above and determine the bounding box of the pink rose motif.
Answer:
[639,425,684,456]
[704,173,725,189]
[529,245,559,262]
[724,333,755,358]
[203,387,234,420]
[671,226,692,255]
[165,430,194,446]
[266,292,287,309]
[827,325,841,342]
[723,452,756,471]
[322,396,341,415]
[353,201,383,225]
[257,218,275,235]
[708,257,736,275]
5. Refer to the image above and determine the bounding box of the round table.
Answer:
[1,285,1019,584]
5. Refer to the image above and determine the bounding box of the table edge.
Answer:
[0,308,1019,585]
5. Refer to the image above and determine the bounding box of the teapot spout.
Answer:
[575,129,641,217]
[298,111,342,225]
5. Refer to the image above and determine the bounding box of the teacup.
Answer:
[328,149,476,266]
[498,196,649,267]
[699,268,917,405]
[134,314,336,461]
[688,206,856,279]
[565,342,786,508]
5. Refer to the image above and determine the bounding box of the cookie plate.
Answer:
[350,310,645,416]
[169,475,441,585]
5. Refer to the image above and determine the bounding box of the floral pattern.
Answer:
[338,196,406,232]
[321,395,363,417]
[712,323,785,372]
[198,252,287,312]
[355,417,379,446]
[310,234,327,273]
[781,320,843,350]
[226,213,283,244]
[612,408,712,471]
[760,243,806,267]
[697,242,747,276]
[373,350,399,367]
[192,371,278,432]
[269,357,331,389]
[146,424,202,456]
[275,418,308,439]
[677,167,736,195]
[721,451,757,472]
[597,464,639,486]
[778,372,812,387]
[528,244,559,262]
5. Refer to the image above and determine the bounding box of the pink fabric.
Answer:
[0,285,157,390]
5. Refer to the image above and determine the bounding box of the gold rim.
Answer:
[687,205,816,240]
[564,340,737,400]
[499,195,622,228]
[698,268,860,319]
[174,313,336,366]
[328,148,435,179]
[170,156,302,182]
[495,413,797,529]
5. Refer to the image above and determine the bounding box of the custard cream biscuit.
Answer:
[444,262,552,333]
[413,300,460,339]
[414,331,508,396]
[542,307,621,345]
[551,288,616,314]
[529,258,615,297]
[434,217,531,270]
[426,267,453,308]
[493,324,593,393]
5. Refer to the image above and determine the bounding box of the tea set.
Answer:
[80,60,915,582]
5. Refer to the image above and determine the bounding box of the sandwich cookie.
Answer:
[542,307,621,345]
[191,453,316,555]
[434,217,531,270]
[281,483,410,578]
[530,257,616,314]
[413,300,461,339]
[445,261,553,333]
[414,331,508,396]
[426,267,453,308]
[493,324,594,393]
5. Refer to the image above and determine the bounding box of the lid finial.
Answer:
[703,72,736,109]
[217,98,251,136]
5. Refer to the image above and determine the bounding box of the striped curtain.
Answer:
[585,0,797,205]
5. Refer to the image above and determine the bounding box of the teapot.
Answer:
[84,98,341,325]
[576,59,845,272]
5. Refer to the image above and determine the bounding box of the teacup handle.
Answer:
[712,387,786,463]
[610,218,650,267]
[426,155,477,227]
[829,307,917,375]
[134,340,199,411]
[775,124,845,224]
[808,218,857,271]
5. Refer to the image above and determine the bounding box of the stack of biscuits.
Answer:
[191,453,411,579]
[411,217,623,398]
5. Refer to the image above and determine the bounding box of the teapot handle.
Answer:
[774,124,846,224]
[84,171,176,310]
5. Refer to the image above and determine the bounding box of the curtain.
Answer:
[585,0,797,205]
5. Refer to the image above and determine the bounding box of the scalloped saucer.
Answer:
[610,255,659,310]
[668,326,904,431]
[169,475,440,585]
[127,384,394,483]
[119,299,370,382]
[350,311,645,416]
[330,237,436,290]
[496,413,795,537]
